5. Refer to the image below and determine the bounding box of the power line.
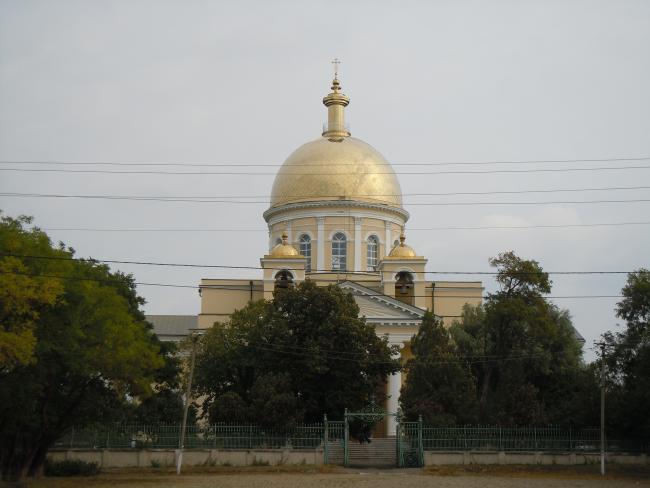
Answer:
[2,155,649,167]
[3,192,650,207]
[34,221,650,233]
[2,165,650,176]
[0,252,635,276]
[3,183,650,201]
[0,270,624,300]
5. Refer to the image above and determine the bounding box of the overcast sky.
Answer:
[1,0,649,361]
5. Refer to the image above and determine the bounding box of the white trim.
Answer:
[354,217,362,272]
[295,230,314,241]
[363,232,383,244]
[266,207,407,228]
[327,229,351,241]
[264,200,409,223]
[385,221,392,257]
[317,217,325,272]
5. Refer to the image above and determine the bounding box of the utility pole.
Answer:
[599,342,606,476]
[177,332,199,475]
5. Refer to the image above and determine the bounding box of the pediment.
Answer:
[337,281,426,324]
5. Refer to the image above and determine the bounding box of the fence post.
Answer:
[418,415,424,467]
[249,425,253,450]
[569,425,572,452]
[534,426,538,451]
[344,409,349,467]
[499,426,502,451]
[323,415,329,465]
[70,426,75,449]
[396,421,401,467]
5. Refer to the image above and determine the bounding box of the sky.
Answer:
[1,0,649,361]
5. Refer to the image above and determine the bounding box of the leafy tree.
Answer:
[400,312,477,425]
[602,269,650,442]
[0,214,65,368]
[449,251,588,425]
[194,281,400,429]
[0,214,165,481]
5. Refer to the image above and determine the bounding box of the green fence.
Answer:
[422,425,647,453]
[54,423,325,450]
[54,423,647,455]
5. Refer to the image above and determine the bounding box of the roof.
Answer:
[146,315,197,341]
[338,281,427,326]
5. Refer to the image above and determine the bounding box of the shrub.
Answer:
[44,459,100,477]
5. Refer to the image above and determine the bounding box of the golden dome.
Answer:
[269,232,301,258]
[388,233,418,259]
[268,76,403,209]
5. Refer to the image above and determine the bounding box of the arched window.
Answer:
[367,235,379,271]
[331,232,347,271]
[395,271,414,305]
[274,270,294,290]
[299,234,312,272]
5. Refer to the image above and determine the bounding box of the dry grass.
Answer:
[4,464,649,488]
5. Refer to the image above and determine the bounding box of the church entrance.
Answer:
[323,403,423,468]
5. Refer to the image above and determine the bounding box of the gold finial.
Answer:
[323,59,350,140]
[281,231,288,244]
[400,232,406,246]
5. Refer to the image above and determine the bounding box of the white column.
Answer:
[384,221,392,256]
[354,217,362,272]
[386,344,403,437]
[317,217,325,272]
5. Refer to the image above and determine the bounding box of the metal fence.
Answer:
[54,423,325,450]
[422,425,648,453]
[54,423,647,454]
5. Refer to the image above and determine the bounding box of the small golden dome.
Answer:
[269,232,301,258]
[389,233,418,258]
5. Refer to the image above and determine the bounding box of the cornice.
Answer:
[263,200,410,223]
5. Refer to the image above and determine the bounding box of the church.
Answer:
[148,72,483,436]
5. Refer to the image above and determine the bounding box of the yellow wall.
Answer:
[268,208,405,273]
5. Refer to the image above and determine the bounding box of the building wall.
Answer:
[268,208,404,273]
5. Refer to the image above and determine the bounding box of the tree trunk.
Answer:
[478,365,493,421]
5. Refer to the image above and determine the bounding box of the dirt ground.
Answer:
[14,465,650,488]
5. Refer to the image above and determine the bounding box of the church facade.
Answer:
[148,74,483,436]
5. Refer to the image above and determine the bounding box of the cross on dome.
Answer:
[331,58,341,79]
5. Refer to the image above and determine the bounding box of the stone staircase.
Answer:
[326,437,397,467]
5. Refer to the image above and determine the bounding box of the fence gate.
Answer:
[396,416,424,467]
[343,403,399,467]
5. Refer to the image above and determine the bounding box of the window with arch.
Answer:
[299,234,312,272]
[274,270,294,290]
[395,271,414,305]
[367,235,379,271]
[331,232,347,271]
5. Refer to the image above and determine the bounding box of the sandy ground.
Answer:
[20,468,650,488]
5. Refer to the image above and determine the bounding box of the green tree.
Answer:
[400,312,478,425]
[602,269,650,442]
[0,214,65,368]
[194,281,400,429]
[449,251,587,425]
[0,214,165,481]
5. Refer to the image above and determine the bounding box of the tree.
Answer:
[0,214,65,368]
[0,214,165,481]
[193,281,400,429]
[602,269,650,442]
[449,251,588,425]
[400,312,477,425]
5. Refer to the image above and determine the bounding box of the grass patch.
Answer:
[44,460,100,477]
[424,463,650,479]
